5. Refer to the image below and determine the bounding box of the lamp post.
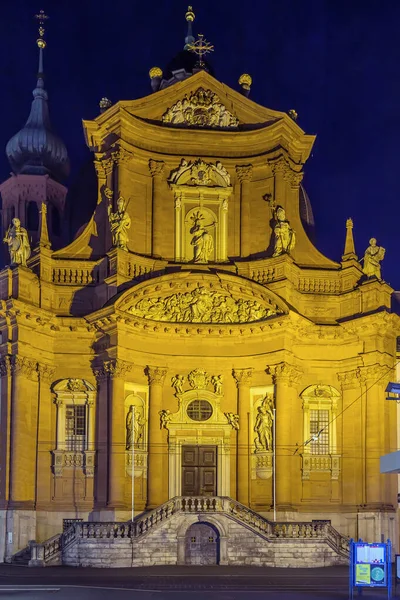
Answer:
[273,407,276,522]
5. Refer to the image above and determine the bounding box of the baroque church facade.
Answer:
[0,7,399,566]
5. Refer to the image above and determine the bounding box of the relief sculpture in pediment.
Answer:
[162,88,239,129]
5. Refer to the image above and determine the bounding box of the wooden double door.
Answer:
[182,445,217,496]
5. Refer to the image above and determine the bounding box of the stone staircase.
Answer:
[27,497,350,568]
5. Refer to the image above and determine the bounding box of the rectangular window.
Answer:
[65,405,86,451]
[309,409,329,455]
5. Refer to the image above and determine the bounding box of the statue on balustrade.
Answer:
[272,206,296,257]
[361,237,385,280]
[3,218,31,267]
[106,188,131,251]
[190,212,215,263]
[254,396,274,451]
[126,406,144,449]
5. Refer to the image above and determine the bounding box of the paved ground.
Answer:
[0,565,397,599]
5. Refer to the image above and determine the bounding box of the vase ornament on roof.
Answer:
[162,88,239,129]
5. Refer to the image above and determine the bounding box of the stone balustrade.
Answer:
[27,496,350,567]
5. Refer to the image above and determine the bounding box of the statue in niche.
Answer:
[361,238,385,280]
[3,218,31,267]
[225,412,239,430]
[126,406,144,449]
[272,206,296,257]
[171,374,185,394]
[106,188,131,250]
[254,396,274,451]
[159,409,172,430]
[190,211,215,263]
[211,375,223,395]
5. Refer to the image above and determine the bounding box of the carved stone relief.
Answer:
[251,391,274,480]
[162,88,239,129]
[169,158,231,187]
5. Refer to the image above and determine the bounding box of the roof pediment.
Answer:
[115,271,289,325]
[94,71,300,132]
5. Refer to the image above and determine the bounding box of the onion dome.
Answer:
[6,13,69,182]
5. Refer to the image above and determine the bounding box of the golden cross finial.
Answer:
[35,10,49,49]
[187,33,214,67]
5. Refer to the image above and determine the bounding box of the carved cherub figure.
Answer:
[225,412,239,430]
[211,375,223,395]
[171,374,185,394]
[159,409,172,430]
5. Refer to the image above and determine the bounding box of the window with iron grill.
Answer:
[187,399,213,421]
[65,405,86,451]
[309,409,329,455]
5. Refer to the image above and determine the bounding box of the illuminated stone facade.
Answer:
[0,68,399,564]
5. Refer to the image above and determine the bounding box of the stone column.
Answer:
[174,195,183,261]
[36,364,56,507]
[147,366,167,509]
[104,359,132,510]
[149,159,165,258]
[0,356,11,506]
[359,365,388,508]
[233,368,253,506]
[9,357,39,507]
[94,153,114,247]
[337,369,363,507]
[268,362,302,512]
[236,165,253,258]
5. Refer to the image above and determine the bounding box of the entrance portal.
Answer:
[182,446,217,496]
[185,522,219,565]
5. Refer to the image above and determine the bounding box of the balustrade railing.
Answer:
[27,495,350,566]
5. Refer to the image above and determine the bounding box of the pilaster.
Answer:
[146,366,167,509]
[149,159,165,258]
[236,165,253,258]
[36,363,56,508]
[267,362,302,512]
[233,368,253,506]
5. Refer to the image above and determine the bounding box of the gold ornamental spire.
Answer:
[35,9,49,49]
[184,5,196,49]
[187,33,214,68]
[342,217,358,262]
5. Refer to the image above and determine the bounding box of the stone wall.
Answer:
[62,512,348,568]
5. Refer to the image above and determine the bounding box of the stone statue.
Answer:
[190,212,215,263]
[272,206,295,257]
[107,190,131,251]
[171,374,185,394]
[3,218,31,267]
[254,397,274,451]
[361,238,385,280]
[159,409,172,430]
[211,375,223,395]
[126,406,144,449]
[225,412,239,430]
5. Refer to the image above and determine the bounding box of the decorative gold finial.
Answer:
[99,97,112,112]
[35,9,49,49]
[288,109,298,121]
[149,67,163,79]
[186,6,195,22]
[346,217,353,229]
[187,33,214,68]
[239,74,252,91]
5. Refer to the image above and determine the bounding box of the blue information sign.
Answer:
[349,539,392,599]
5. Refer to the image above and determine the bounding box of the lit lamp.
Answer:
[149,67,163,93]
[385,382,400,402]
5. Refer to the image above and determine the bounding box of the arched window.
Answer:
[26,201,39,230]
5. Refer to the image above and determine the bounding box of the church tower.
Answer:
[0,11,69,255]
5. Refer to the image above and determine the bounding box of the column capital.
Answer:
[337,368,359,390]
[146,366,167,386]
[267,362,302,386]
[111,145,134,166]
[37,363,56,383]
[235,164,253,183]
[0,355,11,378]
[12,356,39,382]
[357,363,390,384]
[233,368,253,387]
[149,159,165,178]
[93,154,113,178]
[93,359,132,380]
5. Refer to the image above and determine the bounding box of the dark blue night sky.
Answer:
[1,1,399,286]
